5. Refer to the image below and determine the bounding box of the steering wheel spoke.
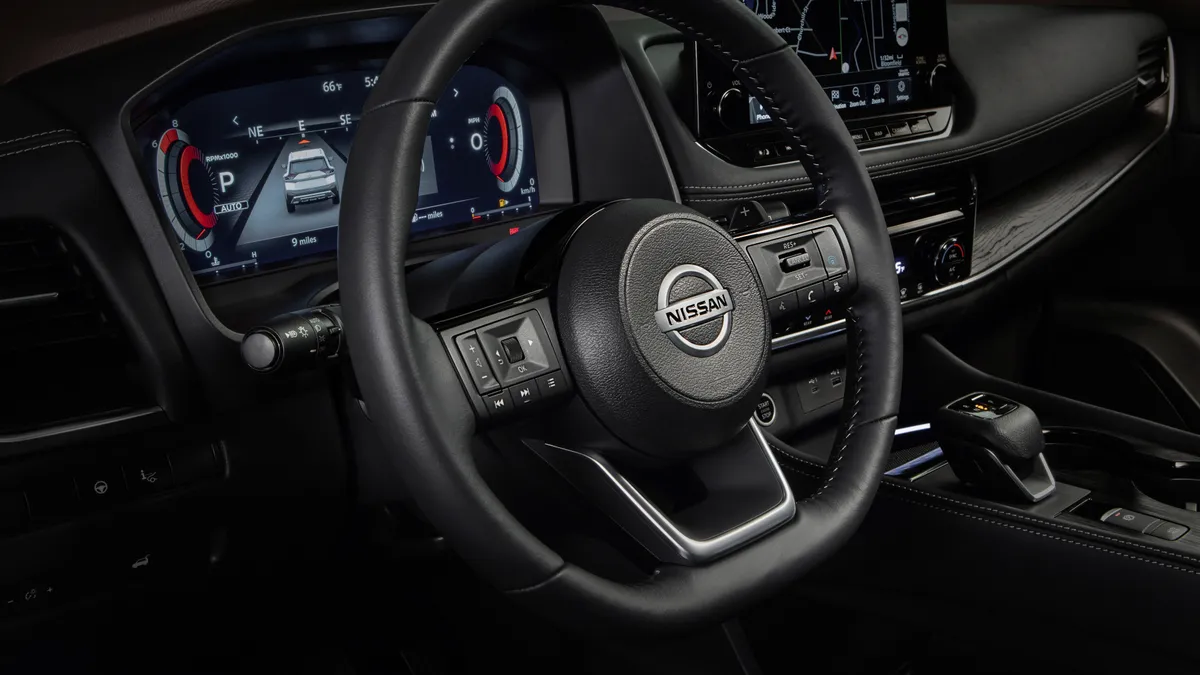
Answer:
[524,421,795,566]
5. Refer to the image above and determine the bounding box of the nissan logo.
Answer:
[653,264,734,357]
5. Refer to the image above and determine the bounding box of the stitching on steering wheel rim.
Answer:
[616,2,831,207]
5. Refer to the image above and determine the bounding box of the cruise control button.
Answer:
[483,390,514,418]
[813,229,848,276]
[456,335,501,394]
[768,291,798,320]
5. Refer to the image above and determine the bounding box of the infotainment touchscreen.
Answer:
[744,0,949,119]
[694,0,952,142]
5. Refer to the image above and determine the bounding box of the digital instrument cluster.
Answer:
[136,66,540,278]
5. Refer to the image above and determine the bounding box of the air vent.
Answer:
[880,183,966,228]
[0,221,149,434]
[1136,39,1169,107]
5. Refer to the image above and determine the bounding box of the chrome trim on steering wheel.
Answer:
[527,422,796,565]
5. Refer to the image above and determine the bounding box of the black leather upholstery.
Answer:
[338,0,902,632]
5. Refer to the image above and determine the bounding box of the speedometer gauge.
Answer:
[155,128,218,251]
[485,86,525,193]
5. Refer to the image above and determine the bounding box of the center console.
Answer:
[692,0,954,167]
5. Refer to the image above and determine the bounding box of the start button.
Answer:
[753,393,777,427]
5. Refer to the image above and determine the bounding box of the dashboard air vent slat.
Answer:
[1135,39,1169,107]
[0,220,149,434]
[880,183,964,228]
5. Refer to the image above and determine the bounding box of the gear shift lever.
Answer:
[932,393,1056,503]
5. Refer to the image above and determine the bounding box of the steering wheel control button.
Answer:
[501,337,526,363]
[509,382,541,407]
[747,233,828,296]
[813,229,848,277]
[753,393,777,426]
[768,291,798,321]
[476,311,559,387]
[456,335,501,394]
[1100,507,1162,535]
[823,276,849,301]
[799,282,825,308]
[483,390,513,418]
[536,371,565,398]
[779,248,812,273]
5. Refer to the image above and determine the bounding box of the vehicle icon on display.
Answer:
[283,148,340,213]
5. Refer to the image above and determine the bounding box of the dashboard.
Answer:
[136,65,540,280]
[0,0,1176,645]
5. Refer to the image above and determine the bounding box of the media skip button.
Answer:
[509,383,542,408]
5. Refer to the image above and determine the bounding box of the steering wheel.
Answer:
[339,0,901,632]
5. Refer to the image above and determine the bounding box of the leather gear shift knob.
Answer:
[933,393,1055,503]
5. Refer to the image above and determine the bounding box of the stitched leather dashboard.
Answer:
[611,4,1167,209]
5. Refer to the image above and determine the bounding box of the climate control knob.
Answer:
[714,87,746,131]
[933,237,967,285]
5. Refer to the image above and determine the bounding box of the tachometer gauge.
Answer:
[155,128,218,251]
[485,86,525,193]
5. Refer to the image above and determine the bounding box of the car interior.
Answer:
[2,0,1198,672]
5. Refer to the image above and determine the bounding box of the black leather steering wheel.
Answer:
[339,0,902,632]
